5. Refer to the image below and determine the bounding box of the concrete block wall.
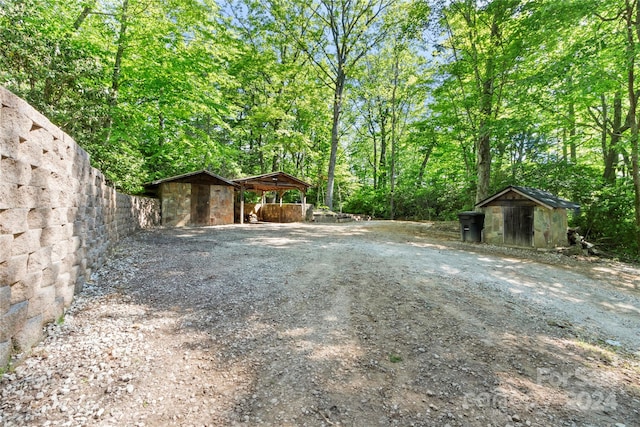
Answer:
[0,86,159,367]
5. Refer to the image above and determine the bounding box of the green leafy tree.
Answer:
[435,0,525,203]
[0,0,110,150]
[222,0,331,182]
[291,0,399,210]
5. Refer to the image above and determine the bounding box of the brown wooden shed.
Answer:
[476,186,579,248]
[232,171,311,224]
[145,170,238,226]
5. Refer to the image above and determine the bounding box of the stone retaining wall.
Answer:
[0,87,159,367]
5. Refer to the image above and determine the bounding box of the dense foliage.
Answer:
[1,0,639,258]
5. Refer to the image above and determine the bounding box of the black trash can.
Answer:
[458,211,485,243]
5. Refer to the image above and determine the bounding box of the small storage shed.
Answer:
[145,170,238,226]
[233,171,311,224]
[476,186,579,248]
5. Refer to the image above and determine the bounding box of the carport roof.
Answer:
[476,185,580,210]
[232,171,311,192]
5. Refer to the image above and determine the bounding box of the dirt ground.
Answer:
[1,221,639,427]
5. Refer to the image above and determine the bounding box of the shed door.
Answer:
[503,206,533,246]
[191,184,211,225]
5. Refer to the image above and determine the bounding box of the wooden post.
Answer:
[279,190,284,223]
[240,185,245,224]
[301,190,306,221]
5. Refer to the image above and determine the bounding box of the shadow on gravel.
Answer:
[93,222,639,426]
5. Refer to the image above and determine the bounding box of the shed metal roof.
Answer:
[145,170,239,188]
[476,185,580,210]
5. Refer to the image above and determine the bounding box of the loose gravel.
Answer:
[1,221,639,426]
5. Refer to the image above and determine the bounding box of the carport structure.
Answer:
[233,172,311,224]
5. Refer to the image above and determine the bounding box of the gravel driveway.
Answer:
[1,221,639,426]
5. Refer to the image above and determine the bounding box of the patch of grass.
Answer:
[0,362,15,376]
[547,319,572,329]
[389,353,403,363]
[618,349,640,375]
[574,340,615,364]
[56,314,65,325]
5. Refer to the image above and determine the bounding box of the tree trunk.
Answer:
[73,3,95,30]
[364,103,379,189]
[325,67,344,209]
[476,129,491,203]
[475,18,498,204]
[310,0,391,209]
[373,117,378,189]
[604,92,623,182]
[111,0,128,107]
[389,57,399,220]
[258,134,265,173]
[625,0,640,255]
[567,75,577,163]
[158,113,164,146]
[417,143,434,185]
[476,69,494,203]
[378,105,388,188]
[105,0,129,145]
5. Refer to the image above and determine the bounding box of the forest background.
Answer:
[1,0,640,260]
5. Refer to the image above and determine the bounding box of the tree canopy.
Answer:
[1,0,639,258]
